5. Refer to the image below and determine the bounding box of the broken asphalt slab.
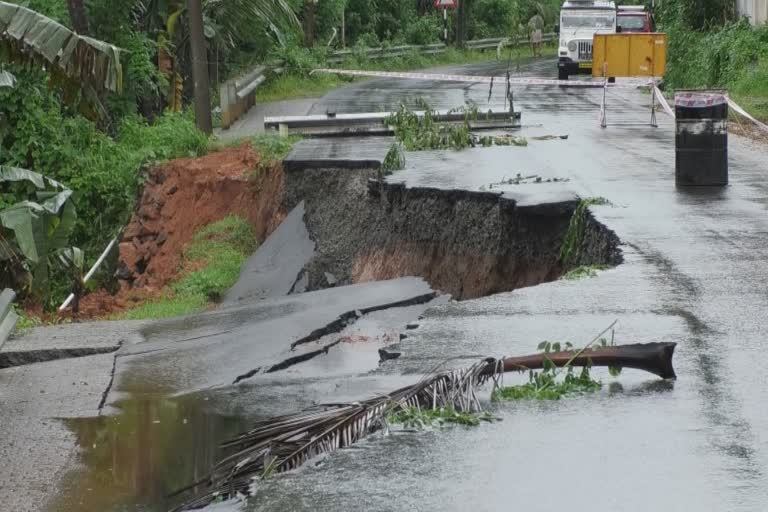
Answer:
[110,277,437,398]
[223,201,315,305]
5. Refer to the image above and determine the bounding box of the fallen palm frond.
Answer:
[174,341,676,510]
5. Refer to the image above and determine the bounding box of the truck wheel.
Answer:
[558,69,568,81]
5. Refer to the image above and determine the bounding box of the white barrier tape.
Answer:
[312,68,653,89]
[654,85,675,118]
[726,97,768,133]
[652,88,768,134]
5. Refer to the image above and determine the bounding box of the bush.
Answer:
[404,15,442,45]
[120,216,257,319]
[471,0,515,37]
[271,45,328,76]
[664,19,768,90]
[0,68,209,268]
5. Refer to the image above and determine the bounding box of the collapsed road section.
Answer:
[277,137,622,300]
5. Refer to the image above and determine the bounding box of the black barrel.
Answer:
[675,92,728,186]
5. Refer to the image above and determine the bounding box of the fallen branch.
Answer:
[174,342,676,510]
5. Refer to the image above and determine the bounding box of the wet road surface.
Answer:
[7,57,768,511]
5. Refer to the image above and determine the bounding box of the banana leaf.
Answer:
[0,166,78,298]
[0,2,122,93]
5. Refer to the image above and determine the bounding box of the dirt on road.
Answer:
[117,143,285,292]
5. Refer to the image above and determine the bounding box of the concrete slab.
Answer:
[284,136,396,171]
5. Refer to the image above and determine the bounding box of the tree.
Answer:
[66,0,89,34]
[187,0,212,134]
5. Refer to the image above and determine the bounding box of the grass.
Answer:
[388,405,497,428]
[381,142,406,174]
[559,197,611,265]
[13,306,43,335]
[209,133,303,175]
[564,265,608,281]
[251,133,303,162]
[117,216,256,320]
[256,46,556,103]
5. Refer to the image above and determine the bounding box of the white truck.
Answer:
[557,0,617,80]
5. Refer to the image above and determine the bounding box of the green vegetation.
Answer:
[0,0,561,310]
[559,197,611,266]
[13,305,43,334]
[388,405,497,428]
[657,0,768,121]
[381,143,406,174]
[478,135,529,147]
[118,216,256,320]
[493,364,602,401]
[564,265,608,281]
[386,103,481,151]
[0,72,209,306]
[251,134,303,162]
[492,340,616,401]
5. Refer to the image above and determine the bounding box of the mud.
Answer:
[283,166,621,300]
[117,144,285,291]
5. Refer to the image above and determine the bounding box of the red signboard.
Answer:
[434,0,457,8]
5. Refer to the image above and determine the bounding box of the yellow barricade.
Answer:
[592,33,667,78]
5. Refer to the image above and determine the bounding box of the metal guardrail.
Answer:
[220,34,556,130]
[0,288,18,349]
[220,63,283,129]
[264,109,522,137]
[465,33,556,51]
[327,43,447,64]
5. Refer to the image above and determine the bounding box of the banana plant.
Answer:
[0,166,79,303]
[53,246,85,315]
[0,2,123,118]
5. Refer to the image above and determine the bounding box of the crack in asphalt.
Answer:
[289,292,437,350]
[0,345,121,370]
[232,292,437,384]
[98,340,124,413]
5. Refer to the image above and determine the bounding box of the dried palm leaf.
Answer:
[174,342,676,510]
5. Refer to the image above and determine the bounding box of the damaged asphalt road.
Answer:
[3,57,768,511]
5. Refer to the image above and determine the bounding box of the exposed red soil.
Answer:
[25,144,286,322]
[117,143,285,292]
[352,241,564,300]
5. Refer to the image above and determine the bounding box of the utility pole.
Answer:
[188,0,212,134]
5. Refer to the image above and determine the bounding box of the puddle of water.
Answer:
[50,393,251,512]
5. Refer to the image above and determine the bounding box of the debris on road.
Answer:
[175,340,676,510]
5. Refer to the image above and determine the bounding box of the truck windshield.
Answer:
[561,14,615,29]
[617,15,646,31]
